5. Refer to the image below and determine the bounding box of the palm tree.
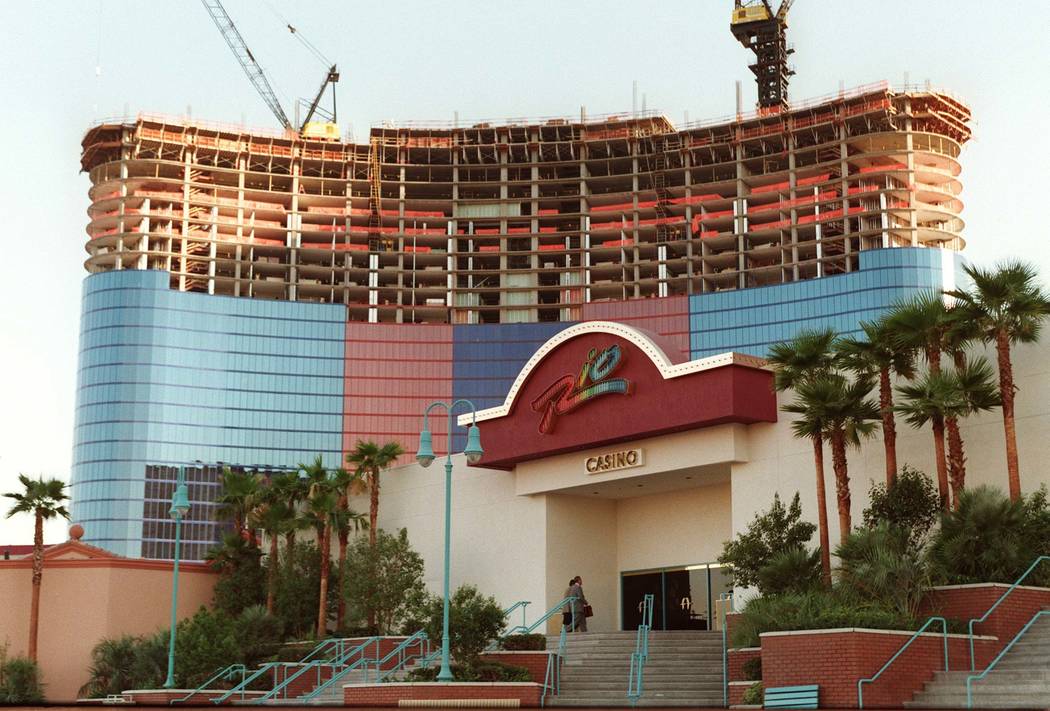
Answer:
[785,374,880,545]
[836,318,916,486]
[306,478,339,638]
[328,466,368,630]
[269,471,308,559]
[3,475,70,660]
[215,467,263,544]
[947,261,1050,500]
[345,440,405,548]
[945,359,1002,505]
[249,499,294,615]
[767,329,838,583]
[895,371,956,510]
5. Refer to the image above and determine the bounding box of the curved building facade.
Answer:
[73,82,972,558]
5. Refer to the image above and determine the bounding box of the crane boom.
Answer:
[200,0,293,131]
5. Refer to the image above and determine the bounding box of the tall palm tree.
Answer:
[836,318,916,486]
[767,329,838,583]
[329,466,367,630]
[215,467,263,544]
[947,261,1050,500]
[786,374,880,545]
[345,440,405,547]
[249,499,294,615]
[3,475,70,660]
[305,479,339,638]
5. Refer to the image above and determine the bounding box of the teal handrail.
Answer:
[856,617,948,709]
[210,662,283,705]
[719,592,734,708]
[298,637,385,702]
[627,593,654,705]
[373,631,431,682]
[255,636,381,703]
[170,664,246,705]
[966,609,1048,709]
[967,555,1049,670]
[503,600,531,633]
[507,597,577,636]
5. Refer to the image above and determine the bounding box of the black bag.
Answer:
[584,604,594,618]
[562,611,572,626]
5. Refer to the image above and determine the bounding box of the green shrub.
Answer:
[411,585,506,666]
[341,528,427,634]
[836,524,928,618]
[209,533,267,617]
[404,660,531,682]
[928,485,1050,586]
[718,492,816,591]
[863,465,941,545]
[500,634,546,651]
[741,681,763,705]
[756,547,822,596]
[275,542,339,639]
[232,605,284,669]
[0,656,44,703]
[731,589,920,648]
[741,655,762,681]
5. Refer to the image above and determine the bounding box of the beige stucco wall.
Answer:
[0,559,216,701]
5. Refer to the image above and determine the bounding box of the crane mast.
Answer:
[730,0,796,111]
[200,0,293,132]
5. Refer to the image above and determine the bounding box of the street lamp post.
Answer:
[416,400,484,683]
[162,464,192,689]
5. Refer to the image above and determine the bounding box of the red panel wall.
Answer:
[581,295,690,357]
[343,324,453,464]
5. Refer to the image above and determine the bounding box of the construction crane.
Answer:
[200,0,340,139]
[730,0,795,111]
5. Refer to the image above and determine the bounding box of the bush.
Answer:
[411,585,506,666]
[730,589,920,648]
[718,492,816,592]
[836,524,928,618]
[209,533,267,617]
[275,542,339,639]
[0,656,44,703]
[928,485,1050,586]
[232,605,284,669]
[500,634,546,651]
[341,528,427,634]
[756,548,822,596]
[742,681,763,705]
[405,660,531,682]
[863,465,940,545]
[741,655,762,681]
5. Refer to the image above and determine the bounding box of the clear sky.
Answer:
[1,0,1048,546]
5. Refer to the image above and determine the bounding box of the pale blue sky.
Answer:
[1,0,1048,545]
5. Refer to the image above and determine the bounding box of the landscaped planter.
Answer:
[728,680,758,706]
[759,628,999,709]
[479,651,557,684]
[344,682,543,707]
[120,689,266,704]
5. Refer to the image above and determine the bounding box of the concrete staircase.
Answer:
[907,610,1050,708]
[546,630,724,707]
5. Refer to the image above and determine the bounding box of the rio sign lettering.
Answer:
[530,344,633,434]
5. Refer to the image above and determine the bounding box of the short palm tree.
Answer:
[330,466,367,629]
[895,371,956,510]
[767,329,838,583]
[946,358,1002,504]
[269,471,308,559]
[249,499,294,615]
[786,374,879,545]
[3,475,70,660]
[346,440,405,548]
[836,318,916,486]
[215,467,263,543]
[948,261,1050,500]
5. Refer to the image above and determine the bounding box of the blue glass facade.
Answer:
[689,248,965,358]
[71,248,962,558]
[71,270,346,558]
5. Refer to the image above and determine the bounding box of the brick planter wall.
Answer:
[729,680,757,706]
[122,689,265,704]
[727,647,761,682]
[760,628,999,709]
[921,583,1050,659]
[344,682,542,707]
[480,651,555,684]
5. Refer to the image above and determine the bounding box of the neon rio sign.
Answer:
[530,344,633,434]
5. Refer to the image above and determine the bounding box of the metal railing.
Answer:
[507,597,577,637]
[720,592,734,708]
[502,600,532,634]
[627,593,655,705]
[170,664,246,705]
[856,617,948,709]
[967,556,1049,670]
[372,631,432,683]
[254,636,382,704]
[296,637,385,702]
[966,609,1048,709]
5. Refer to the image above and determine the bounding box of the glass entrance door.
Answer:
[621,563,731,631]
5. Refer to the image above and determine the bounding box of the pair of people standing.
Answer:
[562,575,590,632]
